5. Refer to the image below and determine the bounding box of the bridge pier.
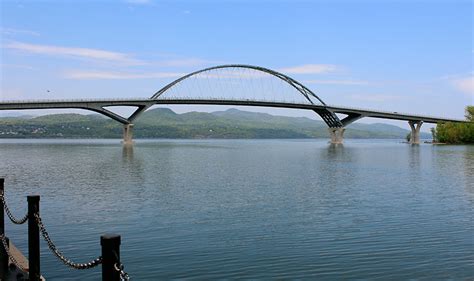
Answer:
[123,124,134,145]
[329,127,345,144]
[408,121,423,144]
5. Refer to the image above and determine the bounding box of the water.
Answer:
[0,139,473,280]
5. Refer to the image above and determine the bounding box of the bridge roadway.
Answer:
[0,98,467,144]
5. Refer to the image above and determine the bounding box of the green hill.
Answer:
[0,108,429,139]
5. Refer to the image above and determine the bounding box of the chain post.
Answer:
[0,178,7,279]
[101,234,121,281]
[28,195,41,281]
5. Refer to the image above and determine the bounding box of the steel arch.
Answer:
[150,64,327,106]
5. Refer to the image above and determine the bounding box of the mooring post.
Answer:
[101,234,121,281]
[27,195,40,281]
[0,178,7,279]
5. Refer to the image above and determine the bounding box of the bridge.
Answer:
[0,65,467,144]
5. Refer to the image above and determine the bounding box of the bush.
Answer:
[435,106,474,144]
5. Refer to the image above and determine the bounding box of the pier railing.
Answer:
[0,178,130,281]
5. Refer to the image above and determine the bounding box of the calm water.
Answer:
[0,139,473,280]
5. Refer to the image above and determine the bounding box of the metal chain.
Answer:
[0,192,28,225]
[0,234,28,272]
[114,262,130,281]
[34,213,102,270]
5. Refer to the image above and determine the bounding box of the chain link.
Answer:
[34,213,103,270]
[114,262,130,281]
[0,234,28,272]
[0,192,28,225]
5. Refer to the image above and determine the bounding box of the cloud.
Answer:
[64,70,184,80]
[5,41,144,65]
[1,64,34,70]
[124,0,152,4]
[278,64,339,74]
[349,94,402,102]
[304,79,369,85]
[451,76,474,97]
[1,27,40,37]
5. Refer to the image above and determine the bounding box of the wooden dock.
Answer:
[1,240,45,281]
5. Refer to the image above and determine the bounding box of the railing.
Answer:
[0,178,130,281]
[0,97,466,122]
[0,98,152,103]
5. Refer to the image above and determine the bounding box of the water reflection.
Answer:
[310,144,360,203]
[1,139,473,280]
[122,144,134,163]
[408,145,421,169]
[407,145,421,185]
[462,146,474,203]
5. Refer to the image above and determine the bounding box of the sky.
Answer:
[0,0,473,130]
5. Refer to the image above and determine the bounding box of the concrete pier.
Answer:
[408,120,423,144]
[123,124,134,145]
[328,127,345,144]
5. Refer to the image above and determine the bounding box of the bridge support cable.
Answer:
[408,120,423,144]
[328,128,345,144]
[151,64,327,106]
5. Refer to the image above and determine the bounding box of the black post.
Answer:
[0,178,7,278]
[28,195,40,281]
[101,234,121,281]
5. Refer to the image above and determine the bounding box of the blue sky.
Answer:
[0,0,472,129]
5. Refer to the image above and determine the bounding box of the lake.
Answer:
[0,139,473,280]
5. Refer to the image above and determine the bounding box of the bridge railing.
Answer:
[0,96,311,105]
[0,178,129,281]
[325,104,460,121]
[0,97,465,122]
[0,98,152,103]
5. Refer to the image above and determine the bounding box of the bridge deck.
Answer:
[0,98,466,124]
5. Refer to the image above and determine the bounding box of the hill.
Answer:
[0,108,429,139]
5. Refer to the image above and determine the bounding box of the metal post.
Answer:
[101,234,121,281]
[28,195,40,281]
[0,178,7,278]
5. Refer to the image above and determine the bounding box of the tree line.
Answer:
[433,106,474,144]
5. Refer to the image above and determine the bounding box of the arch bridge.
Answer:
[0,64,467,144]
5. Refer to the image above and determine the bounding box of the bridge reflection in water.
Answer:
[0,65,467,144]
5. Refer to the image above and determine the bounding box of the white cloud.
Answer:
[304,79,369,85]
[1,27,40,37]
[64,70,184,80]
[278,64,339,74]
[5,41,144,65]
[349,94,402,102]
[452,76,474,97]
[1,64,34,70]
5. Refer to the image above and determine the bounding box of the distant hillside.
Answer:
[0,108,430,139]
